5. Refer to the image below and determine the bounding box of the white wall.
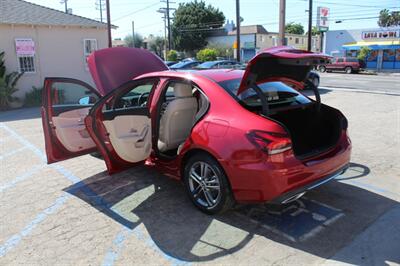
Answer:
[0,24,108,98]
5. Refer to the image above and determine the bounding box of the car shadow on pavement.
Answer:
[0,107,41,122]
[64,162,398,264]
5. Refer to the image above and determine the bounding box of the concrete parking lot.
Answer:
[0,83,399,265]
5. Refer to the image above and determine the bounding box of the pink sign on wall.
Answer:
[15,39,35,56]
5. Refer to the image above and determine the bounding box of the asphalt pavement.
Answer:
[319,72,400,95]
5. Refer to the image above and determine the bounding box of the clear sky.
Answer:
[26,0,399,39]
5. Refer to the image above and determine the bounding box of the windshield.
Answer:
[170,61,190,68]
[218,78,312,109]
[197,61,217,68]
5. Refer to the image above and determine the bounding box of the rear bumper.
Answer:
[269,164,348,204]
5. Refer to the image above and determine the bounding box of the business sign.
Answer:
[317,7,329,32]
[362,30,399,40]
[15,39,35,56]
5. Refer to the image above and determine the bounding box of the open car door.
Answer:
[42,78,101,163]
[85,78,159,174]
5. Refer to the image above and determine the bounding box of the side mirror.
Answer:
[78,96,96,105]
[78,96,90,105]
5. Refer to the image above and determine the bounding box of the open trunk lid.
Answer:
[87,47,168,95]
[238,46,331,94]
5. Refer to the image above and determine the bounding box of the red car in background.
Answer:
[41,47,351,214]
[319,57,366,74]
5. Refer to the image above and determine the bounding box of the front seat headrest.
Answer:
[173,83,192,98]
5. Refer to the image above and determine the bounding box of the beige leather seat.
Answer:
[158,83,198,152]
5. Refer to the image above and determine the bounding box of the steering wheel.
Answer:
[137,92,150,106]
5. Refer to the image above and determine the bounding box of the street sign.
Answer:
[317,6,329,32]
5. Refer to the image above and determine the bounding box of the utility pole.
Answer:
[95,0,105,22]
[235,0,241,62]
[106,0,112,48]
[307,0,313,51]
[157,9,168,59]
[132,21,135,42]
[166,0,171,50]
[60,0,68,13]
[278,0,286,46]
[160,1,175,51]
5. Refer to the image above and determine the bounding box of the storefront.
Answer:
[325,28,400,71]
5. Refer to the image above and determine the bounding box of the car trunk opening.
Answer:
[235,47,339,158]
[268,103,344,158]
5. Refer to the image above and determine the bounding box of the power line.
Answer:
[113,1,160,22]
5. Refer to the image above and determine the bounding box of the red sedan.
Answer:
[41,47,351,214]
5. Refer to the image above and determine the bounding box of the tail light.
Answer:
[246,130,292,155]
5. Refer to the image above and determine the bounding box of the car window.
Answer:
[337,58,344,63]
[51,82,98,106]
[197,62,216,68]
[112,82,156,109]
[218,79,311,109]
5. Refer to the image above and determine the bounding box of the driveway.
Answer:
[0,90,399,265]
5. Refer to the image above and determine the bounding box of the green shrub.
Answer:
[24,86,43,107]
[167,50,178,61]
[357,46,371,61]
[0,51,23,109]
[196,48,218,62]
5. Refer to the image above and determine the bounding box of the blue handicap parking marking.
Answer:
[237,198,344,242]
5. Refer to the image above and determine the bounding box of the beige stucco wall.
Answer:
[257,33,321,52]
[0,24,108,98]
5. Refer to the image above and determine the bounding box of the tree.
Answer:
[285,22,304,35]
[148,36,165,57]
[311,26,320,36]
[378,9,400,27]
[357,46,371,61]
[196,48,218,62]
[172,1,225,53]
[124,33,143,48]
[167,50,178,61]
[0,52,23,109]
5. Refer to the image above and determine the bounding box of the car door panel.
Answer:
[42,78,101,163]
[85,78,159,174]
[103,114,151,162]
[52,107,93,152]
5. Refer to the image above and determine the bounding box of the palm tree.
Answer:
[0,52,24,109]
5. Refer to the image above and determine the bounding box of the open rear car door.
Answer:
[42,78,101,163]
[85,78,159,174]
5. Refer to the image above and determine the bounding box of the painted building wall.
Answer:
[0,24,107,98]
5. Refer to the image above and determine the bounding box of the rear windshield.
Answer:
[218,78,311,109]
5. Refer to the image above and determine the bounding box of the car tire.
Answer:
[319,66,326,72]
[345,66,352,74]
[183,153,235,214]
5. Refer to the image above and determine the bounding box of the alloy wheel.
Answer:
[188,161,221,209]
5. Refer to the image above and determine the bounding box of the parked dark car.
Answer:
[169,60,200,70]
[319,57,365,74]
[196,60,242,69]
[164,61,177,66]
